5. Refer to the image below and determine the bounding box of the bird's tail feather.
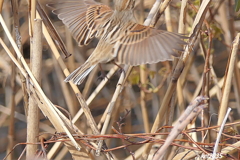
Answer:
[64,62,96,85]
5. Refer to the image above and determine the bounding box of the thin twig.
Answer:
[213,108,232,159]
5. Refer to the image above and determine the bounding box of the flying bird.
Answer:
[47,0,186,85]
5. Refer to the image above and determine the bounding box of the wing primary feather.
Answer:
[158,37,170,55]
[48,2,113,47]
[147,38,155,63]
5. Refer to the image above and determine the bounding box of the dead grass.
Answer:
[0,0,240,159]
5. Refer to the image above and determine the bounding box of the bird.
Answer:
[47,0,186,85]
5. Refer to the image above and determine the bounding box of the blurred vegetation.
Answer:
[0,0,240,159]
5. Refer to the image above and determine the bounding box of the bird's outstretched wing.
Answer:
[114,23,187,66]
[47,0,113,46]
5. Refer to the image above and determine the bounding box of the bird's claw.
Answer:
[97,72,109,81]
[118,68,126,77]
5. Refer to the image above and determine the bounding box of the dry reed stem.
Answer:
[153,96,208,160]
[217,33,240,126]
[82,66,98,98]
[138,0,160,134]
[151,0,172,27]
[52,57,76,115]
[0,0,3,12]
[139,0,149,132]
[177,53,195,112]
[63,28,79,115]
[47,141,64,159]
[233,70,240,115]
[164,6,172,32]
[220,141,240,157]
[89,0,171,158]
[75,93,100,135]
[26,19,42,159]
[163,7,176,158]
[212,108,231,159]
[150,63,159,119]
[11,0,29,117]
[96,65,130,155]
[6,52,16,160]
[95,0,168,156]
[38,10,104,144]
[0,14,86,156]
[47,65,118,159]
[1,38,90,158]
[138,0,163,134]
[173,135,240,159]
[78,0,165,156]
[210,78,224,98]
[86,65,119,105]
[28,0,36,37]
[178,0,187,34]
[226,0,240,119]
[144,0,162,26]
[76,93,113,159]
[26,120,240,159]
[65,28,75,71]
[140,65,150,133]
[54,147,69,160]
[217,0,240,132]
[36,1,71,58]
[172,150,203,160]
[0,104,55,132]
[38,12,79,94]
[1,0,240,159]
[96,67,124,129]
[200,20,212,143]
[0,38,27,77]
[142,0,212,158]
[5,2,18,158]
[232,51,240,113]
[39,9,107,158]
[209,53,222,101]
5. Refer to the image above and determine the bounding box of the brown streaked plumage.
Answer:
[47,0,186,85]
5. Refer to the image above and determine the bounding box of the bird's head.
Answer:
[114,0,135,11]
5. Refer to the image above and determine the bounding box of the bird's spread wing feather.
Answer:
[64,61,96,85]
[47,0,113,46]
[114,23,187,66]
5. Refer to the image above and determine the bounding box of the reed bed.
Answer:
[0,0,240,159]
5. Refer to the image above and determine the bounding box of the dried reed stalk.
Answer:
[142,0,212,159]
[26,19,42,159]
[1,0,240,159]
